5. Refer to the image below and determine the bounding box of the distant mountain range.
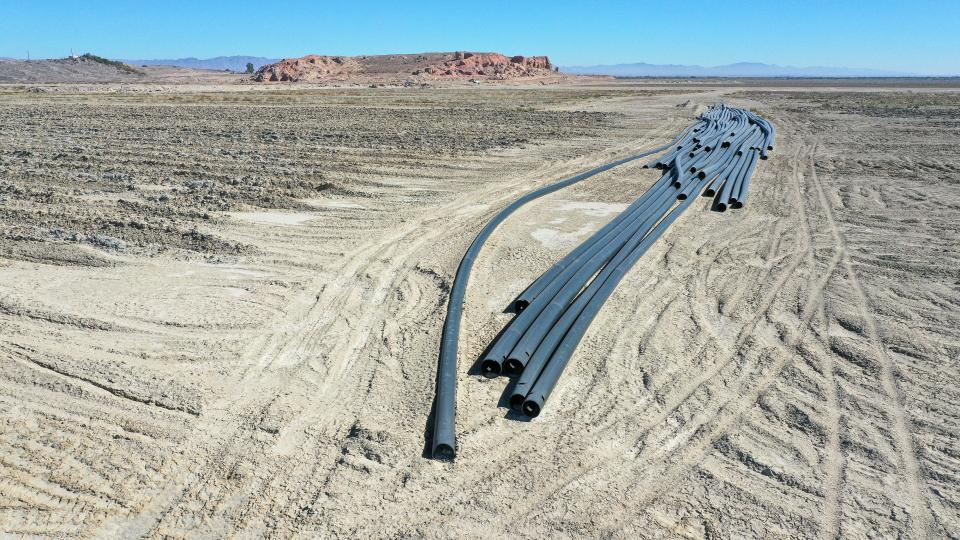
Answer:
[561,61,918,78]
[124,56,279,72]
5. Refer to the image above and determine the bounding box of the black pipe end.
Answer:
[522,400,541,418]
[716,203,727,212]
[698,171,706,180]
[672,181,682,188]
[514,299,529,313]
[704,188,716,197]
[504,358,524,375]
[677,193,688,201]
[704,146,712,152]
[480,359,502,378]
[433,443,455,461]
[761,155,768,160]
[688,166,697,173]
[767,145,774,151]
[509,393,526,411]
[731,201,744,209]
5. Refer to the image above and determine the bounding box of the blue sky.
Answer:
[2,0,958,74]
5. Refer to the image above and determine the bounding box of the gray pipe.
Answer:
[521,174,713,418]
[431,137,687,459]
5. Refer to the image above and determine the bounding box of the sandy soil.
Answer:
[0,83,957,538]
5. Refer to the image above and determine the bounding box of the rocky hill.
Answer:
[253,51,560,83]
[0,54,145,83]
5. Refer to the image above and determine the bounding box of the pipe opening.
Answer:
[433,443,455,460]
[704,188,716,197]
[677,193,687,201]
[480,359,502,378]
[731,201,744,209]
[522,400,541,418]
[509,393,525,411]
[504,358,524,375]
[716,202,727,212]
[514,299,529,312]
[673,181,682,188]
[697,171,706,180]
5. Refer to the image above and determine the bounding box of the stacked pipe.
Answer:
[430,104,774,459]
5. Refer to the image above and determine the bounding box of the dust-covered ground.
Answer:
[0,83,957,538]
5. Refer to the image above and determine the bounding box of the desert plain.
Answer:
[0,78,958,538]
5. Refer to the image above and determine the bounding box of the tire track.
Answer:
[109,123,683,536]
[499,130,818,524]
[806,138,930,538]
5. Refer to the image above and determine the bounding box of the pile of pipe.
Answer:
[481,104,775,419]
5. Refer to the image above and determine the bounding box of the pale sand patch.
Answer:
[227,211,317,226]
[301,197,366,209]
[531,225,595,250]
[556,201,629,216]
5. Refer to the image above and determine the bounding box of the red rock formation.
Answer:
[251,52,557,83]
[253,55,361,82]
[417,52,553,79]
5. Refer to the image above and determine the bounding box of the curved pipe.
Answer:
[522,173,714,418]
[430,133,691,459]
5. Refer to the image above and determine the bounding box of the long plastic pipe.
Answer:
[429,134,688,459]
[516,132,761,414]
[504,180,681,373]
[483,171,680,375]
[486,174,680,376]
[507,162,686,407]
[512,167,678,312]
[521,173,714,418]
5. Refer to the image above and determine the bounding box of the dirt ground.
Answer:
[0,81,958,538]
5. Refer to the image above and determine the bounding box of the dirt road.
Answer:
[1,84,957,537]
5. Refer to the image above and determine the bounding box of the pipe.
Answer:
[503,179,681,374]
[512,167,678,313]
[431,137,688,459]
[522,174,714,418]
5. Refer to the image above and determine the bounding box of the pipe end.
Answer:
[514,299,529,313]
[698,171,706,180]
[677,193,687,201]
[504,358,524,375]
[509,393,526,411]
[716,203,727,212]
[731,201,744,209]
[480,359,502,378]
[432,443,455,461]
[522,400,541,418]
[703,188,716,197]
